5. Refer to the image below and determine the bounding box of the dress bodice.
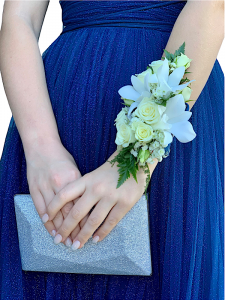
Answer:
[59,0,187,34]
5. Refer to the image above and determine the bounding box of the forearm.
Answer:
[162,0,224,111]
[149,1,224,172]
[0,15,61,158]
[116,2,224,177]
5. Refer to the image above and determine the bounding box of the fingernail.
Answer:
[71,240,80,250]
[92,236,99,243]
[51,230,56,237]
[54,234,62,245]
[42,213,49,223]
[65,237,72,247]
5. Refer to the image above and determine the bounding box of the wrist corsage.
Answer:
[108,42,197,197]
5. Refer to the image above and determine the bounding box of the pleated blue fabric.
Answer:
[0,1,224,299]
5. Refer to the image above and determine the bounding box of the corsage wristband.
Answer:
[108,42,196,197]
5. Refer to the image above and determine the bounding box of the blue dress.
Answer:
[0,1,224,299]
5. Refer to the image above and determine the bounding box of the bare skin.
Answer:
[0,0,223,249]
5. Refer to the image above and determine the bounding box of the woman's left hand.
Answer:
[45,150,155,249]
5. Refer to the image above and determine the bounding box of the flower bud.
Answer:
[138,149,150,164]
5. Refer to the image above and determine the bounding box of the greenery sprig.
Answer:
[162,41,186,62]
[108,143,151,199]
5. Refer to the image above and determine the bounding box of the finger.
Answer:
[61,201,74,219]
[40,188,72,247]
[30,189,56,237]
[53,181,81,246]
[55,195,81,247]
[52,171,80,220]
[92,201,130,244]
[77,204,95,231]
[70,197,83,240]
[71,197,116,249]
[54,192,98,244]
[79,213,89,229]
[70,202,92,240]
[47,177,86,221]
[40,188,64,238]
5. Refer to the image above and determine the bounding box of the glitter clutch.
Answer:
[14,194,152,276]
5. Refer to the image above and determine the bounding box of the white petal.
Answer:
[149,73,158,84]
[163,131,173,146]
[171,79,196,93]
[151,115,172,131]
[159,80,172,94]
[118,85,140,101]
[169,121,196,143]
[168,66,185,87]
[157,58,169,84]
[144,72,151,92]
[128,101,138,118]
[141,91,152,98]
[165,94,185,120]
[168,111,192,124]
[158,105,167,115]
[131,75,146,94]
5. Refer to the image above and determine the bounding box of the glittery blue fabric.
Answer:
[0,1,224,299]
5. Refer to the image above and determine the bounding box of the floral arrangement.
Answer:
[108,42,197,197]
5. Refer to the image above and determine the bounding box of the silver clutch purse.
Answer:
[14,194,152,276]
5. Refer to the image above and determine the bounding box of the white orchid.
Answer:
[148,57,195,99]
[118,79,151,119]
[151,94,196,144]
[118,57,195,119]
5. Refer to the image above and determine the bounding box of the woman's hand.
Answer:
[25,138,88,246]
[44,150,156,249]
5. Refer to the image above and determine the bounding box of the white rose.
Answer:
[130,149,138,157]
[131,120,154,142]
[174,53,192,70]
[149,60,164,74]
[115,123,136,147]
[158,132,165,143]
[134,97,161,125]
[146,157,154,164]
[134,141,141,150]
[158,148,165,156]
[157,156,163,162]
[142,144,149,151]
[152,148,160,157]
[115,108,129,129]
[136,68,153,83]
[152,141,160,148]
[182,86,192,101]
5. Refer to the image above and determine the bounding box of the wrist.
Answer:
[109,150,158,178]
[146,157,158,176]
[23,134,62,161]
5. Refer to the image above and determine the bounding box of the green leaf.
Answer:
[185,99,195,102]
[163,49,173,61]
[149,66,154,74]
[180,78,190,84]
[174,42,185,57]
[116,168,130,189]
[143,164,151,196]
[124,153,131,159]
[117,162,127,168]
[107,142,139,189]
[128,157,138,183]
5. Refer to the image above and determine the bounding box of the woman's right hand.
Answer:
[24,138,89,246]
